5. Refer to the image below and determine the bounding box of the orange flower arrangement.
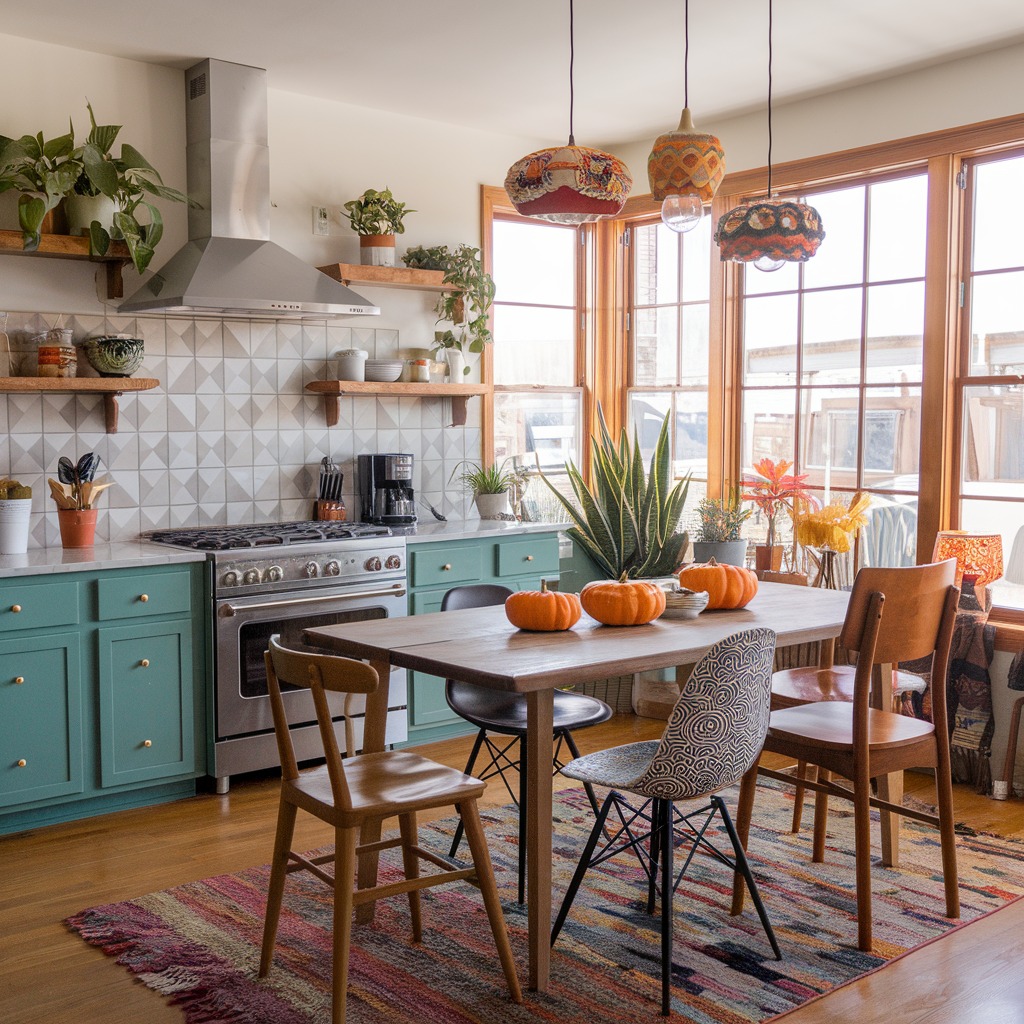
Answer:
[792,492,871,554]
[741,458,817,548]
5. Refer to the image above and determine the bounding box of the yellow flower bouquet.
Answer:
[792,492,871,587]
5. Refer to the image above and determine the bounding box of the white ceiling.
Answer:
[3,0,1024,145]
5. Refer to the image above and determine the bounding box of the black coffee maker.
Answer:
[357,453,417,525]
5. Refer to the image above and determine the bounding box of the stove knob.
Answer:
[385,554,402,570]
[265,565,284,583]
[304,561,320,578]
[243,568,261,586]
[364,556,382,572]
[324,560,341,577]
[221,570,240,587]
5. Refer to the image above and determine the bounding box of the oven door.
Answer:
[214,580,407,743]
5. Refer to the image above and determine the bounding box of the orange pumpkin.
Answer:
[580,572,667,626]
[677,558,758,610]
[505,580,582,632]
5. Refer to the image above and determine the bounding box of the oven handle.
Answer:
[218,584,407,617]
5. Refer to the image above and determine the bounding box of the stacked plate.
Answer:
[364,359,404,382]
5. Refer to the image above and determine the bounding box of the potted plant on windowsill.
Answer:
[450,457,527,520]
[742,457,817,572]
[692,493,751,566]
[47,452,113,548]
[343,186,414,267]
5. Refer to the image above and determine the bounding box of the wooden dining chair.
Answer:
[551,628,781,1016]
[731,560,960,952]
[442,583,613,904]
[259,636,522,1024]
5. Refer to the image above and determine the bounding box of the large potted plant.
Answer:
[692,493,751,566]
[539,406,690,579]
[343,186,413,267]
[404,243,495,379]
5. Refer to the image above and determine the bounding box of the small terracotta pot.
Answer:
[358,233,396,266]
[57,508,98,548]
[755,544,784,572]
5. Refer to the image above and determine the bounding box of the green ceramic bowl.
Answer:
[80,335,144,378]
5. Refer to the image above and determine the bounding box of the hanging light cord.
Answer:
[568,0,576,146]
[766,0,774,196]
[683,0,690,108]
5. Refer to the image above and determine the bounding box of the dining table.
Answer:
[305,579,851,992]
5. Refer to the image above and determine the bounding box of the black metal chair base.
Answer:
[552,790,782,1016]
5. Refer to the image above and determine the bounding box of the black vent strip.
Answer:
[189,72,206,100]
[145,521,391,550]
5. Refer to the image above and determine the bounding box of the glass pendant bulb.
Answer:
[753,253,786,272]
[660,193,704,233]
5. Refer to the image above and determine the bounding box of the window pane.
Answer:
[681,216,712,302]
[681,304,709,385]
[630,391,670,462]
[802,288,863,386]
[742,257,798,295]
[493,306,574,385]
[960,499,1024,611]
[857,494,919,569]
[865,281,925,384]
[968,271,1024,376]
[869,176,928,281]
[801,186,866,290]
[743,293,798,383]
[492,219,575,305]
[629,390,707,479]
[865,386,921,493]
[960,384,1024,495]
[973,154,1024,273]
[493,390,581,471]
[800,387,860,490]
[742,389,796,468]
[633,305,678,386]
[634,223,680,305]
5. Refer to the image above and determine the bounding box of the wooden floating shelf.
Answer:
[0,229,133,298]
[306,380,488,427]
[317,263,454,292]
[0,376,159,433]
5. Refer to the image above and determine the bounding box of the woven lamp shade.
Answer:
[715,197,825,264]
[932,530,1004,588]
[647,108,724,203]
[504,144,633,224]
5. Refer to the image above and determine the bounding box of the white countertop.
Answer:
[400,519,565,544]
[0,543,207,578]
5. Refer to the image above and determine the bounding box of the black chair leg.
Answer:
[448,728,488,859]
[715,796,782,960]
[660,798,674,1017]
[648,799,662,915]
[517,739,528,905]
[551,791,616,945]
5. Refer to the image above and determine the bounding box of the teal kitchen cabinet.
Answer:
[404,530,560,745]
[0,562,207,834]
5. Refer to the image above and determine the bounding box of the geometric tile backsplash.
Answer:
[0,310,479,549]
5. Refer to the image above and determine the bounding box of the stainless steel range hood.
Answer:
[120,59,379,320]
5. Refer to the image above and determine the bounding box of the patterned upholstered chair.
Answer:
[551,628,781,1016]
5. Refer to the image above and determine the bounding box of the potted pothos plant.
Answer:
[404,243,496,378]
[343,186,414,267]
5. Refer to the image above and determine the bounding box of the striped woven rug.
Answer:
[67,784,1024,1022]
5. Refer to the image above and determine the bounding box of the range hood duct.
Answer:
[120,59,378,320]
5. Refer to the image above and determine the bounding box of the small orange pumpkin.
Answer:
[505,580,582,632]
[580,572,667,626]
[677,558,758,610]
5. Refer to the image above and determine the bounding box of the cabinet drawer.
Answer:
[0,581,79,634]
[98,620,194,786]
[409,590,445,616]
[496,536,560,578]
[410,546,482,589]
[0,633,83,807]
[96,569,191,621]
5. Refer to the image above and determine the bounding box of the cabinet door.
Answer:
[495,535,560,579]
[408,589,459,726]
[0,633,83,808]
[97,620,194,787]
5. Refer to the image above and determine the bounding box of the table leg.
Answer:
[873,662,902,867]
[526,688,553,992]
[355,656,392,923]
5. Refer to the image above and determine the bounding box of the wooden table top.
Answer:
[306,581,850,693]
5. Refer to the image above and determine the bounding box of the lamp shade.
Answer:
[932,531,1004,588]
[647,108,725,203]
[504,144,633,224]
[715,196,825,264]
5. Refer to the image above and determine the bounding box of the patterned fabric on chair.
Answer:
[551,627,780,1017]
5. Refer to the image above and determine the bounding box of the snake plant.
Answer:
[540,407,690,579]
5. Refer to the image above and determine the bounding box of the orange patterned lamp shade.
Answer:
[932,531,1004,588]
[647,108,725,204]
[715,197,825,265]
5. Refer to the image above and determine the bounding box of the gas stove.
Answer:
[145,520,390,550]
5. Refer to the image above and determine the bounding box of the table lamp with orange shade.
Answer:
[932,530,1004,610]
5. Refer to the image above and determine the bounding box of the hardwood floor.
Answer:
[2,714,1022,1024]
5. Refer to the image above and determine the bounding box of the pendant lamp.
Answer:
[714,0,824,271]
[504,0,632,224]
[647,0,725,233]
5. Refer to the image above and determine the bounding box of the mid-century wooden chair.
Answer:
[731,560,960,952]
[259,636,522,1024]
[442,583,612,904]
[551,628,781,1016]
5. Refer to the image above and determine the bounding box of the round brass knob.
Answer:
[442,563,452,571]
[143,739,152,748]
[16,759,26,767]
[526,555,534,561]
[11,605,22,613]
[14,676,24,685]
[140,659,150,668]
[139,594,149,603]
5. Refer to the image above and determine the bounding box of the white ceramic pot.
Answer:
[359,233,396,267]
[64,194,119,238]
[475,491,510,520]
[444,348,466,381]
[335,348,367,381]
[0,498,32,554]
